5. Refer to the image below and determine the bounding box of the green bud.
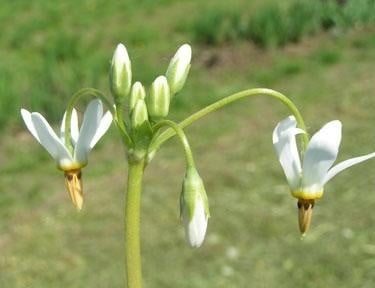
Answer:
[109,43,132,103]
[131,99,148,129]
[147,75,170,118]
[180,167,210,248]
[129,81,146,111]
[166,44,191,96]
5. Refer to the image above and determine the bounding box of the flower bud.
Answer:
[109,43,132,103]
[148,76,170,118]
[129,81,146,111]
[180,167,210,248]
[166,44,191,96]
[131,99,148,129]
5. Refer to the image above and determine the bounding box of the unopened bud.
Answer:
[166,44,191,96]
[148,76,170,118]
[109,43,132,103]
[129,81,146,111]
[131,99,148,129]
[180,167,209,248]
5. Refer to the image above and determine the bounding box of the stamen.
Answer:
[64,169,83,210]
[297,199,315,236]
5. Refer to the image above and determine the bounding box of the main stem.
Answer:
[125,158,145,288]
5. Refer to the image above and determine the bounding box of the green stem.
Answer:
[125,158,145,288]
[153,120,195,168]
[149,88,309,157]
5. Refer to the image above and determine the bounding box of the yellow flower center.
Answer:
[292,190,323,200]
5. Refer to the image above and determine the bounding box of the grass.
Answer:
[188,0,375,48]
[2,1,375,287]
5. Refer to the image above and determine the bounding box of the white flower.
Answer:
[180,167,209,248]
[21,99,113,209]
[273,116,375,233]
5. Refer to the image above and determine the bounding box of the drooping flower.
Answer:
[21,99,113,210]
[273,115,375,234]
[180,167,210,248]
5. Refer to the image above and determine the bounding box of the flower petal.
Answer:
[183,196,208,248]
[30,113,73,163]
[90,110,113,148]
[273,116,304,190]
[60,109,79,145]
[302,120,342,192]
[21,109,40,143]
[324,151,375,184]
[74,99,103,164]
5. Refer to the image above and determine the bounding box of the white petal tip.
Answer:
[20,109,31,121]
[177,44,192,61]
[184,206,208,248]
[114,43,130,61]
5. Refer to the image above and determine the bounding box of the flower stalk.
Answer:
[152,120,195,168]
[148,88,309,162]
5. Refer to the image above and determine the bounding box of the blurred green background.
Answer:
[2,0,375,287]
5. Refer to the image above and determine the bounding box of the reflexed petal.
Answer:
[90,111,113,148]
[60,109,79,145]
[183,196,208,248]
[324,152,375,184]
[74,99,102,164]
[302,120,341,192]
[30,113,73,163]
[273,116,304,190]
[21,109,40,143]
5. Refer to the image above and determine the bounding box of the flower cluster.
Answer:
[20,42,375,255]
[110,43,209,247]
